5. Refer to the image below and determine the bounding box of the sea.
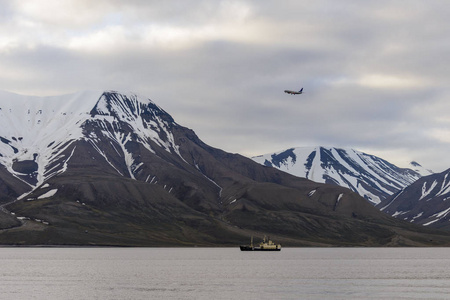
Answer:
[0,247,449,299]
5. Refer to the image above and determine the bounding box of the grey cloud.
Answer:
[1,0,450,172]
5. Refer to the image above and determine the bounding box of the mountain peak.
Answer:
[410,161,421,167]
[0,90,182,190]
[409,160,433,176]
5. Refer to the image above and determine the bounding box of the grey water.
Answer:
[1,247,450,299]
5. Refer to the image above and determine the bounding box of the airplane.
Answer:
[284,87,303,95]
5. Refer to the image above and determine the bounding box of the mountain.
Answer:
[378,168,450,230]
[409,161,434,177]
[252,147,431,205]
[0,90,449,246]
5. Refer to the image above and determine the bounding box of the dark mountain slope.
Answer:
[379,169,450,230]
[0,166,30,203]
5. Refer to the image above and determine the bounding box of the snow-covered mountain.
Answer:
[0,90,181,196]
[0,90,447,246]
[379,168,450,230]
[252,147,431,205]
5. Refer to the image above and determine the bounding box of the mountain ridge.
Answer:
[252,146,431,205]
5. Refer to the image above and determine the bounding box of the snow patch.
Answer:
[392,211,409,217]
[436,172,450,197]
[420,180,438,201]
[423,219,440,226]
[431,207,450,219]
[38,189,58,199]
[410,212,423,222]
[308,189,316,197]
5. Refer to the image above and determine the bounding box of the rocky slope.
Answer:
[379,168,450,230]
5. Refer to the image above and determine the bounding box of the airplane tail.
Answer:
[299,88,303,93]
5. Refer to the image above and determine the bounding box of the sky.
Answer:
[1,0,450,172]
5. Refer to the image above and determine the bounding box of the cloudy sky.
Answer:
[1,0,450,172]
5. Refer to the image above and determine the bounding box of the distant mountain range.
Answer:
[252,147,450,231]
[0,90,448,246]
[252,147,432,205]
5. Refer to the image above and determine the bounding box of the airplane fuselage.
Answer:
[284,90,302,95]
[284,87,303,95]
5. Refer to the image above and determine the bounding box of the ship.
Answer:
[240,236,281,251]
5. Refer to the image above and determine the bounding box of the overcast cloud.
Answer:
[1,0,450,172]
